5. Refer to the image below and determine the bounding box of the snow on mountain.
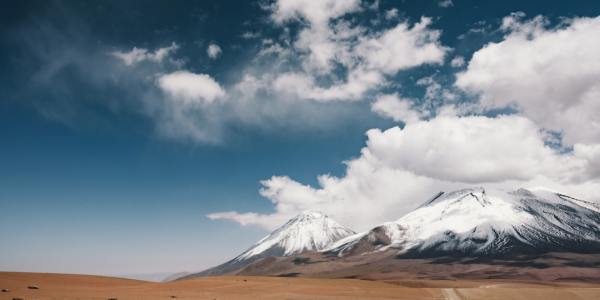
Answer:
[185,211,355,278]
[185,189,599,279]
[327,188,600,257]
[234,210,355,261]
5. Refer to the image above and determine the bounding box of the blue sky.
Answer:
[2,0,600,276]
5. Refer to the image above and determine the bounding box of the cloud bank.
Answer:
[456,14,600,145]
[209,114,600,231]
[209,11,600,231]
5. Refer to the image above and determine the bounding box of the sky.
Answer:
[1,0,600,278]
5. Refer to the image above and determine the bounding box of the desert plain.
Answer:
[1,271,599,300]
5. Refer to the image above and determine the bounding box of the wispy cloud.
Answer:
[111,42,179,66]
[438,0,454,8]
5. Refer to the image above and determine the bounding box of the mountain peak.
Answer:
[233,210,355,261]
[191,187,600,279]
[420,187,488,208]
[328,187,600,259]
[293,210,327,220]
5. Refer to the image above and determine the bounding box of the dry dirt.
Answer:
[231,252,600,284]
[1,272,600,300]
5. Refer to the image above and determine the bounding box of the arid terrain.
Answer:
[1,272,599,300]
[192,251,600,283]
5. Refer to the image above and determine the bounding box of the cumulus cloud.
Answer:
[456,14,600,145]
[365,115,563,183]
[572,144,600,180]
[354,17,447,75]
[272,69,384,101]
[208,156,448,231]
[157,71,225,105]
[208,114,600,230]
[207,43,222,59]
[258,0,448,102]
[269,0,362,72]
[371,93,421,123]
[265,17,447,101]
[271,0,361,27]
[111,42,179,66]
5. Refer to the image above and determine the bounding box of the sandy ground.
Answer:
[1,272,599,300]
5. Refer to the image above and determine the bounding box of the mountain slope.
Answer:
[327,188,600,258]
[235,211,355,260]
[183,211,355,278]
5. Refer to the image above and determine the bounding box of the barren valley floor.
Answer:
[1,272,600,300]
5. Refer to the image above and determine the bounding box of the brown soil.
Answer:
[1,272,599,300]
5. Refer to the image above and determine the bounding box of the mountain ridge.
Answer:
[327,187,600,258]
[181,187,600,280]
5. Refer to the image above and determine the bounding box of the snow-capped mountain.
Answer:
[327,188,600,258]
[234,210,356,261]
[184,211,355,278]
[178,188,600,280]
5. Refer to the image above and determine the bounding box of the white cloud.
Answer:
[409,76,459,116]
[500,11,529,31]
[572,143,600,180]
[100,9,600,230]
[234,74,264,98]
[438,0,454,8]
[270,0,361,27]
[365,115,562,183]
[256,0,449,102]
[208,114,600,231]
[111,42,179,66]
[272,72,314,97]
[207,211,287,229]
[371,93,421,123]
[456,15,600,145]
[264,17,447,101]
[141,71,228,144]
[450,56,465,67]
[148,68,374,144]
[355,17,448,75]
[207,43,222,59]
[106,2,447,144]
[272,69,385,102]
[208,157,446,231]
[384,8,398,20]
[269,0,361,72]
[157,71,225,105]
